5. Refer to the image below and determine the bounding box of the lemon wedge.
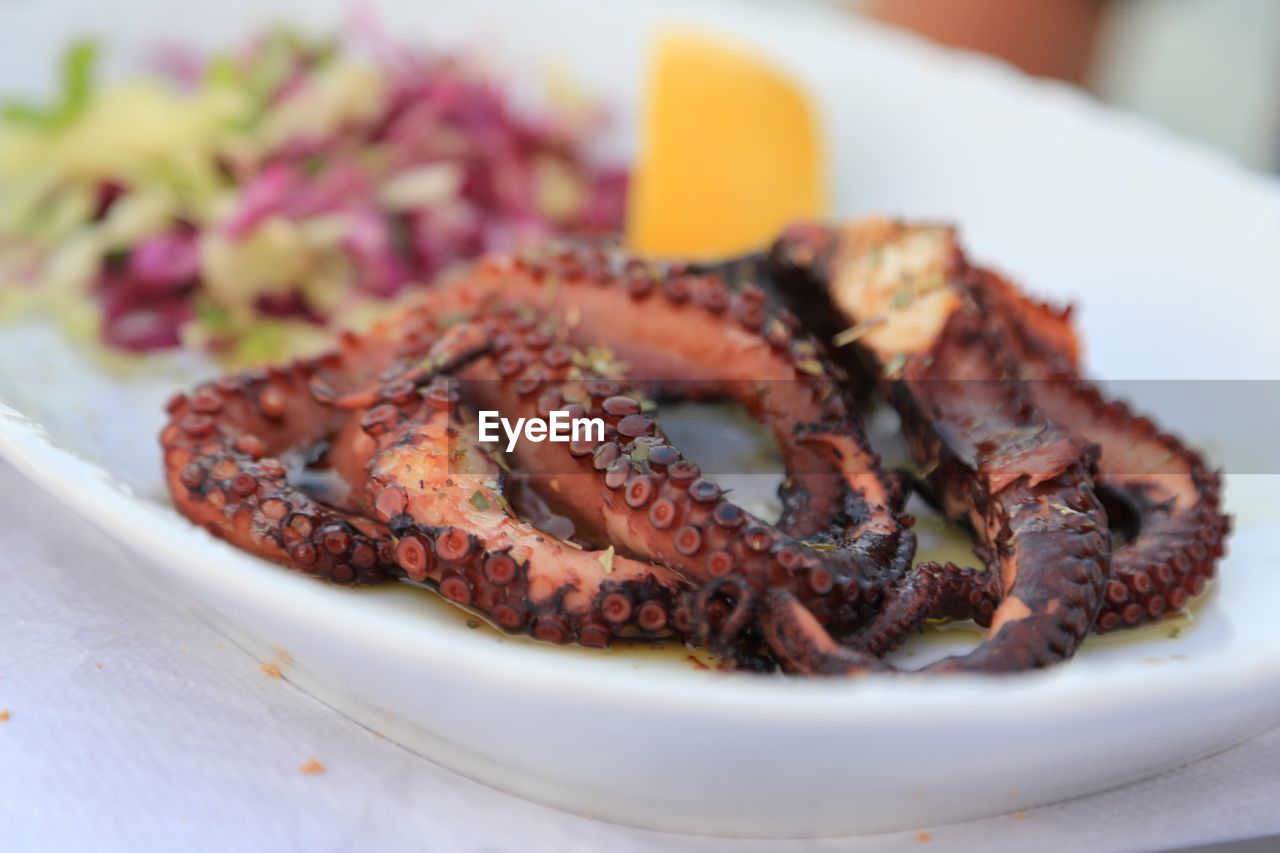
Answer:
[626,31,827,259]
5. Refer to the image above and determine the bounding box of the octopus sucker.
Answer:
[160,223,1231,677]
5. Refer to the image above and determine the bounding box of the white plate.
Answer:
[4,0,1280,838]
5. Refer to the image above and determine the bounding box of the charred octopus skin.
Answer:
[974,270,1230,631]
[767,219,1113,673]
[768,217,1228,668]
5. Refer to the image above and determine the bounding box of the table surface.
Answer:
[1,458,1277,853]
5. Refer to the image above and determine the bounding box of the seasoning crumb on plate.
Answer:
[299,758,325,775]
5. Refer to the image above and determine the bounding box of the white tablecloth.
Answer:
[1,458,1277,853]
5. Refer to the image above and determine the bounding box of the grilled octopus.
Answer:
[160,221,1229,675]
[766,217,1230,671]
[164,251,913,668]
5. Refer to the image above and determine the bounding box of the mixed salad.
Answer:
[0,29,627,362]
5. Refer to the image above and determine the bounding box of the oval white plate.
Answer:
[4,0,1280,838]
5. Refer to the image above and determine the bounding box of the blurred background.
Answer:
[855,0,1280,172]
[2,0,1277,365]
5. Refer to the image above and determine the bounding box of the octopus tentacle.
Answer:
[325,254,919,661]
[759,590,882,675]
[976,270,1231,630]
[161,361,397,584]
[177,264,908,663]
[161,316,491,583]
[364,379,690,646]
[448,300,903,656]
[922,561,1002,626]
[448,247,909,546]
[767,218,1111,673]
[290,247,914,578]
[790,424,916,575]
[310,322,490,411]
[842,561,999,656]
